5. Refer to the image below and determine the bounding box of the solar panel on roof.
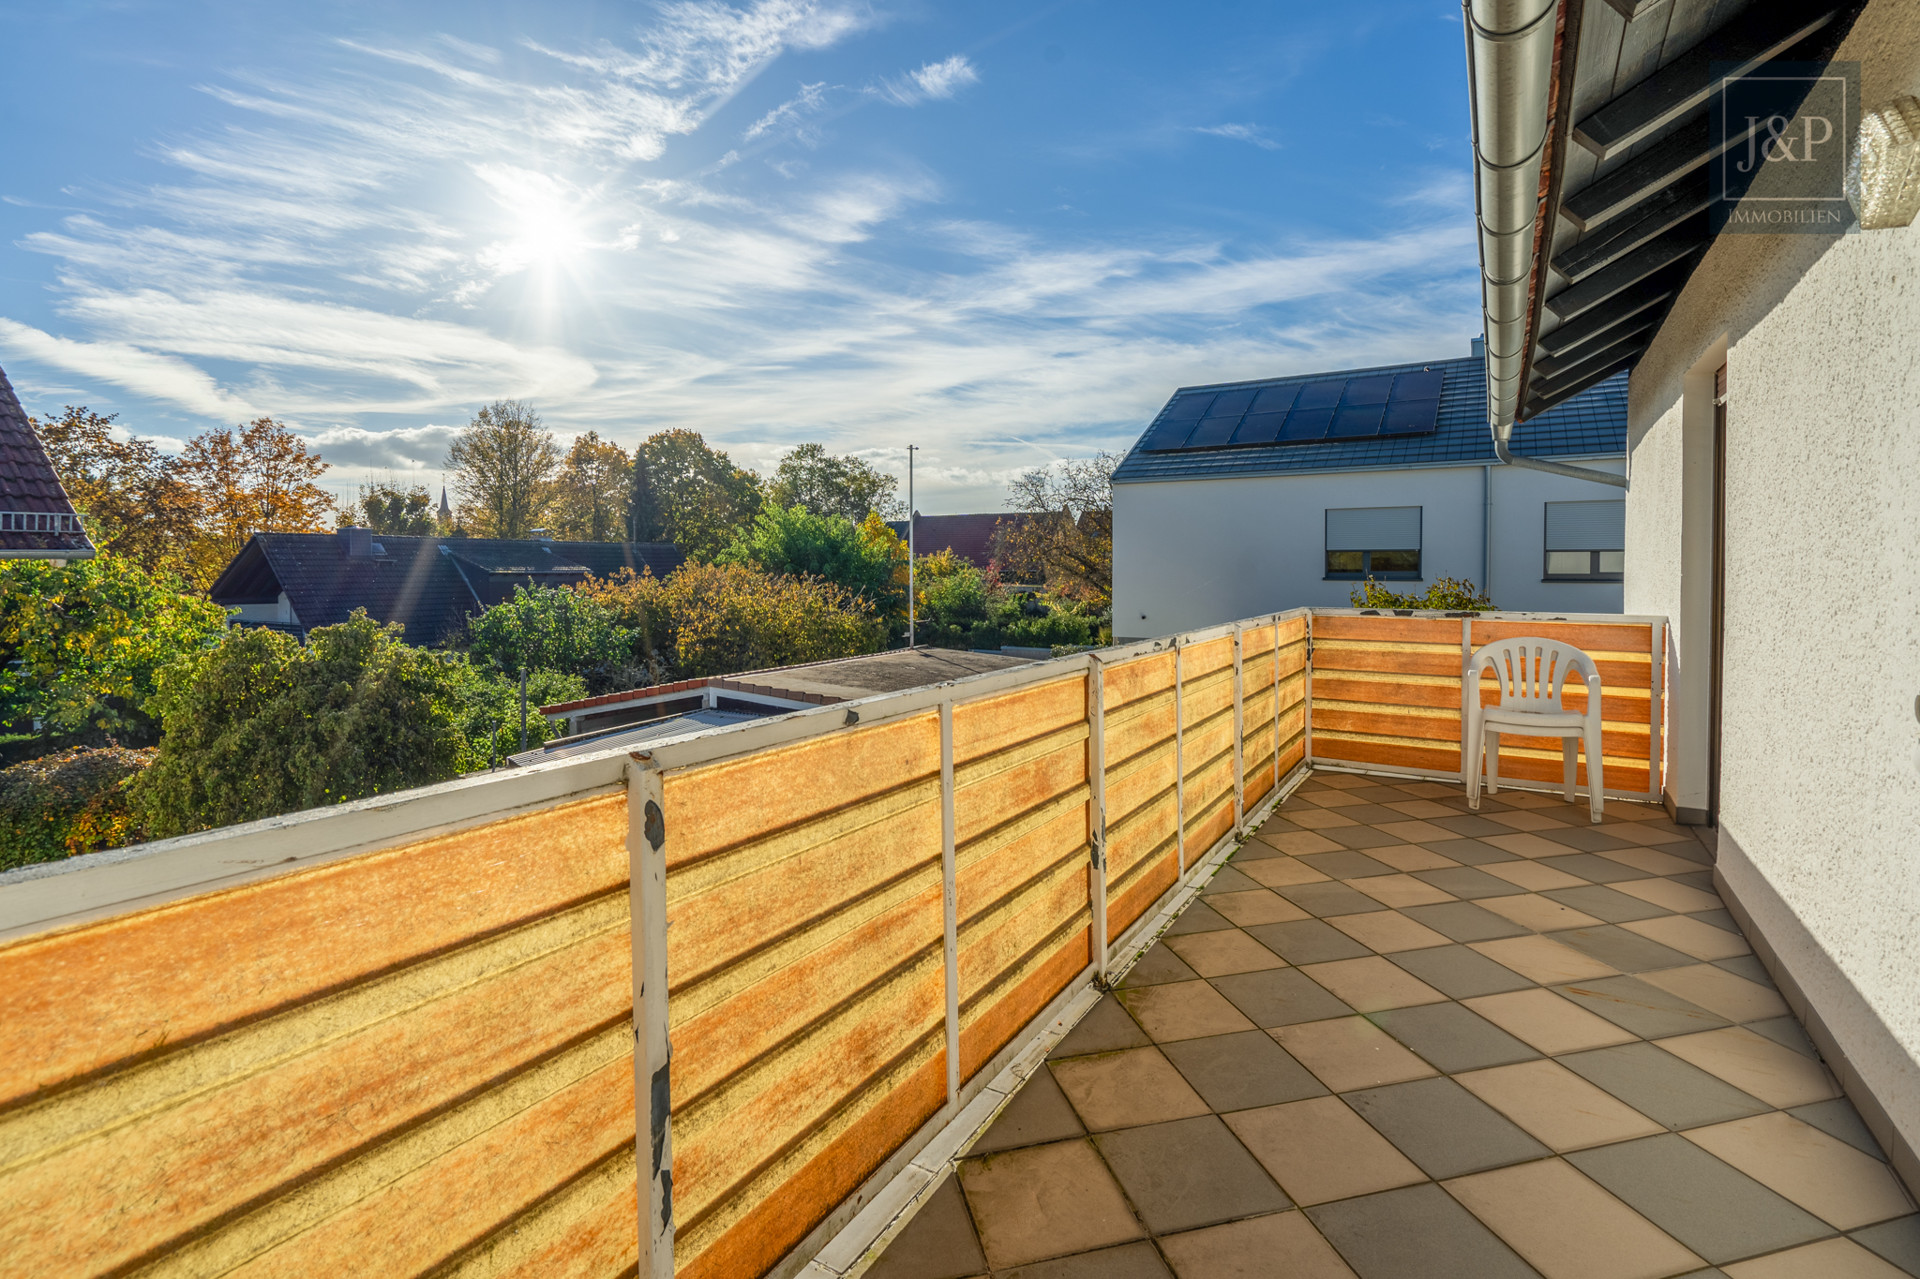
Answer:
[1292,379,1345,410]
[1231,411,1285,445]
[1139,365,1448,456]
[1279,406,1334,441]
[1138,416,1197,451]
[1381,397,1441,434]
[1184,415,1242,449]
[1341,375,1395,406]
[1330,404,1385,437]
[1251,385,1298,414]
[1165,392,1214,419]
[1390,369,1444,401]
[1207,388,1257,417]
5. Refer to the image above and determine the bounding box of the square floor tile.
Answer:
[1290,808,1359,830]
[1481,860,1591,892]
[974,1066,1088,1154]
[1422,837,1522,865]
[1094,1115,1290,1234]
[1161,1029,1328,1112]
[1536,853,1646,884]
[1690,909,1743,936]
[1470,935,1618,984]
[1274,1016,1439,1092]
[1639,965,1789,1025]
[1414,866,1528,900]
[1670,871,1718,892]
[1296,850,1399,879]
[1351,873,1459,908]
[1623,915,1753,961]
[1712,954,1776,986]
[1158,1210,1359,1279]
[1430,814,1516,838]
[1683,1111,1914,1231]
[1477,893,1605,932]
[1791,1098,1886,1159]
[1534,825,1637,853]
[1330,802,1409,826]
[1202,866,1264,895]
[1054,996,1150,1059]
[1206,888,1311,927]
[1444,1157,1704,1279]
[1049,1046,1212,1131]
[1118,980,1258,1043]
[1390,944,1537,999]
[1852,1215,1920,1275]
[1276,881,1391,918]
[1454,1058,1664,1152]
[1375,818,1457,844]
[1243,919,1372,964]
[1557,1042,1770,1129]
[1120,945,1201,988]
[1655,1027,1842,1108]
[1322,826,1410,852]
[1165,929,1288,977]
[1367,844,1463,872]
[1595,846,1708,877]
[1241,856,1333,888]
[997,1241,1172,1279]
[1300,957,1448,1013]
[1746,1015,1819,1059]
[1300,789,1366,808]
[1566,1133,1832,1265]
[1554,974,1731,1038]
[1463,988,1638,1055]
[1309,1182,1538,1278]
[1402,901,1531,943]
[957,1138,1145,1269]
[1549,925,1698,973]
[1372,1002,1539,1072]
[1210,967,1356,1028]
[1485,831,1579,859]
[1386,799,1459,820]
[1542,884,1673,923]
[1326,909,1454,953]
[1250,830,1344,859]
[1343,1076,1550,1178]
[1723,1237,1915,1279]
[1167,902,1237,935]
[868,1175,988,1279]
[1613,878,1722,914]
[1488,809,1572,832]
[1224,1096,1426,1206]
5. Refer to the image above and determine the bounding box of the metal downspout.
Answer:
[1466,0,1628,490]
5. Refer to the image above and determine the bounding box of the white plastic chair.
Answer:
[1464,637,1605,823]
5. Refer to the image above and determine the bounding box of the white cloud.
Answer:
[878,54,979,106]
[1193,123,1280,150]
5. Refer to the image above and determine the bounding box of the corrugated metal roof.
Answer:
[1111,356,1626,484]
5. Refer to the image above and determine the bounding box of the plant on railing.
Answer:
[0,744,154,870]
[1349,576,1496,612]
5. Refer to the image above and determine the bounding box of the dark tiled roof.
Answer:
[886,513,1032,569]
[1111,356,1626,484]
[0,363,94,557]
[209,533,683,646]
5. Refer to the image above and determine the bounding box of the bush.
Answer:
[719,504,898,606]
[467,585,634,680]
[914,554,1105,652]
[451,665,587,766]
[0,745,155,870]
[133,612,474,837]
[1349,577,1496,611]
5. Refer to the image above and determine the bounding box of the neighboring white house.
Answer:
[1110,348,1628,639]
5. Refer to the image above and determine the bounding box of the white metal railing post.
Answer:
[1232,625,1246,835]
[1303,614,1315,764]
[939,701,960,1105]
[1173,640,1186,875]
[1460,618,1475,785]
[627,759,675,1279]
[1087,658,1109,983]
[1272,614,1283,788]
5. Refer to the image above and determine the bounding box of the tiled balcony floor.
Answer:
[869,772,1920,1279]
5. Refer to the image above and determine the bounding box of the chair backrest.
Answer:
[1467,637,1601,714]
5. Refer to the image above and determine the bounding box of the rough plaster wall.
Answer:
[1625,0,1920,1157]
[1110,462,1624,636]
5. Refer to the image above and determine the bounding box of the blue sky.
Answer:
[0,0,1480,511]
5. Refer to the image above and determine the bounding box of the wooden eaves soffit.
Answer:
[1501,0,1863,422]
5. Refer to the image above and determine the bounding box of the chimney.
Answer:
[1470,335,1486,359]
[340,526,376,558]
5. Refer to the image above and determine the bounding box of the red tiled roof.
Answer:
[886,513,1031,569]
[0,364,94,558]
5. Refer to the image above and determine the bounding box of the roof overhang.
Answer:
[1467,0,1862,432]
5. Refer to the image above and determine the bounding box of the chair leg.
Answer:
[1563,738,1576,804]
[1585,722,1604,824]
[1486,732,1500,794]
[1465,718,1483,810]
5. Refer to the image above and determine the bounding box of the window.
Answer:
[1544,500,1625,581]
[1326,506,1421,579]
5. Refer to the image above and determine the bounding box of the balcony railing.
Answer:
[0,606,1665,1278]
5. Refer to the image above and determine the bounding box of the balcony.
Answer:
[0,608,1910,1277]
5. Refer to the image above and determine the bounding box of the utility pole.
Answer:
[907,445,916,648]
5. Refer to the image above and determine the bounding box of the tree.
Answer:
[180,417,336,582]
[445,400,560,539]
[640,429,764,561]
[466,585,637,689]
[628,445,662,541]
[0,745,155,870]
[343,481,436,535]
[766,443,904,522]
[549,431,631,542]
[718,504,897,605]
[31,406,202,575]
[0,554,228,744]
[1001,454,1117,608]
[133,613,474,837]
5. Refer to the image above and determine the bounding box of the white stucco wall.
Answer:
[1623,0,1920,1173]
[1111,458,1624,636]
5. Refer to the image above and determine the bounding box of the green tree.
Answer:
[466,585,635,684]
[180,417,336,585]
[30,407,202,575]
[549,431,631,542]
[0,555,228,744]
[446,400,560,539]
[628,444,662,541]
[133,613,474,837]
[343,480,437,535]
[448,664,586,767]
[640,428,763,561]
[766,442,904,522]
[718,504,898,605]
